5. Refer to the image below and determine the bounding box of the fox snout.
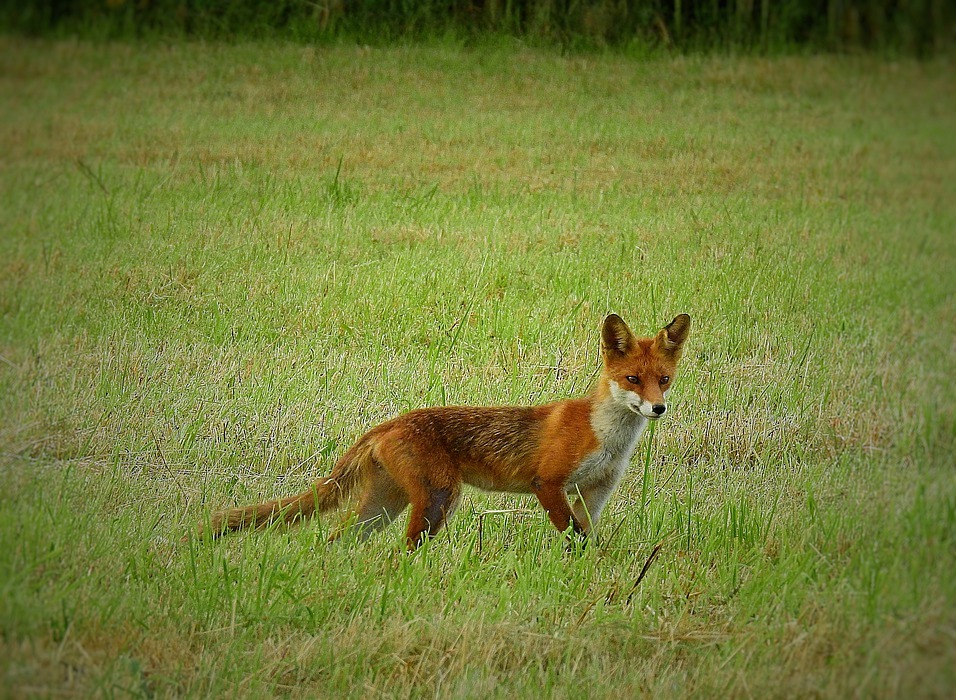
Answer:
[607,379,670,420]
[638,400,667,420]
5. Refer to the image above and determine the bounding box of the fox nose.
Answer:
[652,404,666,416]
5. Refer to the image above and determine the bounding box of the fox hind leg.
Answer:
[330,471,409,542]
[362,429,464,549]
[404,485,462,550]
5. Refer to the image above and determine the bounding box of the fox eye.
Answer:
[660,376,670,386]
[626,376,641,385]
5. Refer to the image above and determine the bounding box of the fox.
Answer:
[202,313,690,549]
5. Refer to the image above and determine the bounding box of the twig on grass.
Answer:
[152,429,189,506]
[625,541,665,605]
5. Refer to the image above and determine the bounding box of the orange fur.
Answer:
[202,314,690,549]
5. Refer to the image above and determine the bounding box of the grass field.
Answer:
[1,37,954,698]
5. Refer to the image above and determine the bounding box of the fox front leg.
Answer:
[532,477,589,544]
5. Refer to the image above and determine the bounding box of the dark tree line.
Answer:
[3,0,951,54]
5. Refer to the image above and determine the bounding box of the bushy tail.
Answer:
[201,438,374,539]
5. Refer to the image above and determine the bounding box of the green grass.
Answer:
[1,37,954,698]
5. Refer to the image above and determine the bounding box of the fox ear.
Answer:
[654,314,691,353]
[601,314,635,355]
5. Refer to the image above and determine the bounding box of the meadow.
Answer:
[0,37,954,697]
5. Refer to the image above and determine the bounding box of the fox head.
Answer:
[600,314,691,420]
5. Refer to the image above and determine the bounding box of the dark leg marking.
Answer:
[423,487,454,534]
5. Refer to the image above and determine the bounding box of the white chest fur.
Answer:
[568,401,647,489]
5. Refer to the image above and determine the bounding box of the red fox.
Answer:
[203,313,690,549]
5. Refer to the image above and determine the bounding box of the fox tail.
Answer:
[201,438,373,538]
